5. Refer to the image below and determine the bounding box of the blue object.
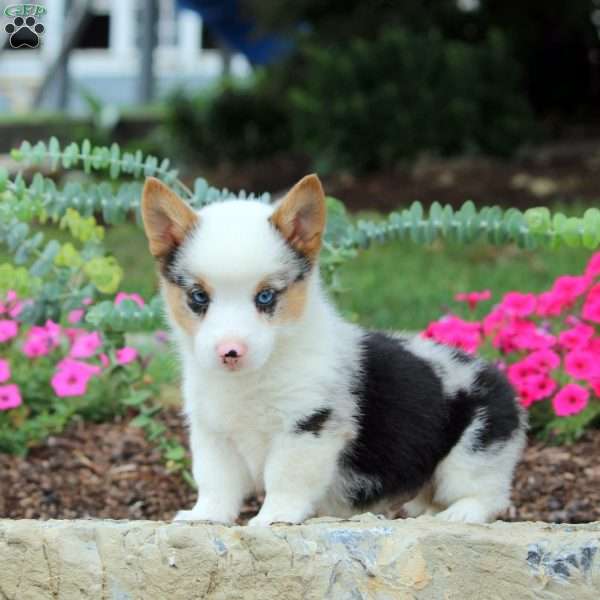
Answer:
[177,0,293,65]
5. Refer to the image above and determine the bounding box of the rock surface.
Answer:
[0,515,598,599]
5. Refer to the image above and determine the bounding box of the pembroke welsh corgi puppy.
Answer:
[141,174,526,526]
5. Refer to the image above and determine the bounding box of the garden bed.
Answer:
[1,408,598,524]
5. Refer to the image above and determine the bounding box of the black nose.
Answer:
[225,349,239,358]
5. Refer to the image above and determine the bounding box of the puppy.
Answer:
[141,174,526,526]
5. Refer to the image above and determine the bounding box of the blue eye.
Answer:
[189,288,209,308]
[256,289,276,308]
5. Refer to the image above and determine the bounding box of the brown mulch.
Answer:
[200,140,600,213]
[1,409,599,523]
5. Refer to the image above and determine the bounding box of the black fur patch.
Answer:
[295,408,332,436]
[468,364,521,450]
[160,244,182,285]
[340,332,521,509]
[290,246,312,282]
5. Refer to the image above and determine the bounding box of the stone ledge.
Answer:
[0,516,598,599]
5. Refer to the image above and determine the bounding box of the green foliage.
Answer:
[289,28,535,172]
[164,77,292,165]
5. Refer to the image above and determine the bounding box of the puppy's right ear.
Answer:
[141,177,198,258]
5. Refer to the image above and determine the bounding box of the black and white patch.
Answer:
[295,408,332,436]
[339,331,522,509]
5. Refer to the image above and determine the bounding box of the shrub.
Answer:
[289,28,536,172]
[1,138,600,461]
[163,77,292,165]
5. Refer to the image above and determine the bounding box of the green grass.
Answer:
[336,239,591,330]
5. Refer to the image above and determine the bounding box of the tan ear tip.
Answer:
[297,173,325,196]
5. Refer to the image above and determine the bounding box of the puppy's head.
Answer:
[141,174,326,373]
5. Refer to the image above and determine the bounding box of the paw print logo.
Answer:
[5,16,44,49]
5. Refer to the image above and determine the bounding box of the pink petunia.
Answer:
[0,359,10,383]
[552,384,589,417]
[564,350,600,381]
[99,353,110,368]
[0,383,22,410]
[500,292,536,317]
[454,290,492,311]
[69,331,102,358]
[558,324,595,350]
[524,349,560,372]
[68,309,85,324]
[507,360,539,386]
[585,252,600,278]
[0,319,18,343]
[536,291,567,317]
[115,347,138,365]
[43,320,61,348]
[551,275,590,301]
[582,297,600,324]
[423,315,482,353]
[56,357,101,377]
[115,292,145,308]
[51,359,100,397]
[22,329,51,358]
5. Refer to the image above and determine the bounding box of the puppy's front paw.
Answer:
[247,500,311,527]
[173,498,237,524]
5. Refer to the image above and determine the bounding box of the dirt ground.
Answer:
[1,409,598,524]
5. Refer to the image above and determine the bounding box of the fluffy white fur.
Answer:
[142,176,526,526]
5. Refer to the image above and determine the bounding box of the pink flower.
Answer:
[0,319,18,343]
[99,353,110,368]
[69,331,102,358]
[582,298,600,324]
[454,290,491,311]
[0,290,22,318]
[551,275,590,301]
[115,347,138,365]
[0,383,22,411]
[22,329,51,358]
[64,328,84,344]
[516,375,557,405]
[115,292,145,308]
[423,315,481,353]
[56,357,101,377]
[83,297,93,306]
[552,384,589,416]
[524,349,560,372]
[0,359,10,383]
[585,252,600,278]
[500,292,536,317]
[516,384,537,408]
[558,324,595,350]
[51,360,100,397]
[564,350,599,381]
[68,309,85,324]
[536,291,567,317]
[508,360,538,385]
[43,320,61,348]
[482,307,508,336]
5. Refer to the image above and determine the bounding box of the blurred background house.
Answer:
[0,0,600,209]
[0,0,251,113]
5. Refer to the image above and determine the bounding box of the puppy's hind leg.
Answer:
[432,418,526,524]
[403,483,439,518]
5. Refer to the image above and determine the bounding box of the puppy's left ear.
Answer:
[141,177,198,258]
[270,174,326,260]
